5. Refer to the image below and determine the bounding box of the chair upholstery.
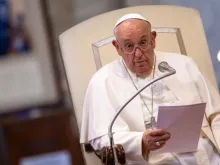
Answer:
[59,5,217,165]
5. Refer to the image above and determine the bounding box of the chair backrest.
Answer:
[59,5,218,165]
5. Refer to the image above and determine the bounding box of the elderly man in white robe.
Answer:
[80,13,220,165]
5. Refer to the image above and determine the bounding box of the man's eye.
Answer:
[125,44,133,48]
[140,40,147,45]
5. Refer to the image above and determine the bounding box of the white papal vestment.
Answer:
[80,51,220,165]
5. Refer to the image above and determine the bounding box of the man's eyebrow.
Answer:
[123,39,132,43]
[122,34,150,43]
[140,34,150,39]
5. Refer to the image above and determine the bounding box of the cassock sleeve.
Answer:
[186,57,220,150]
[90,132,146,163]
[91,132,182,164]
[80,69,129,143]
[207,81,220,149]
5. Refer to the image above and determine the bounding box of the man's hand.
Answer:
[142,129,170,156]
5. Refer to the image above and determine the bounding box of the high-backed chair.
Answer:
[59,5,218,165]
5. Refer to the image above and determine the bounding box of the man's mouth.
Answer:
[135,60,147,63]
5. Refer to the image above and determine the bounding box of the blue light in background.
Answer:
[0,0,10,56]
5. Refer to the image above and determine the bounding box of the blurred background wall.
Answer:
[70,0,220,90]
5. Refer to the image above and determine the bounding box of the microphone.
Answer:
[108,62,176,165]
[158,61,176,73]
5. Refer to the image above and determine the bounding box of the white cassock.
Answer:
[80,51,220,165]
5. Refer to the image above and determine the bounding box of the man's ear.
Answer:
[112,40,119,49]
[112,40,121,55]
[151,31,157,49]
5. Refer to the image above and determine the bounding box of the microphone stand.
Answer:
[108,69,176,165]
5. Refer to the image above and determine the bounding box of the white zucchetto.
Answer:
[114,13,148,30]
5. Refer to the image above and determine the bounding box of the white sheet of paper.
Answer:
[154,103,206,153]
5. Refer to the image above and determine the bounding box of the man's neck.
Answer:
[136,69,154,79]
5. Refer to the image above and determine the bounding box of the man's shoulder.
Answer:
[156,51,192,65]
[156,51,190,60]
[89,64,109,84]
[89,59,119,85]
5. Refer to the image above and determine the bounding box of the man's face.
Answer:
[112,19,156,77]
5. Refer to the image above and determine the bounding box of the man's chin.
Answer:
[136,71,152,78]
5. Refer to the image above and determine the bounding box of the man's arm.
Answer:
[90,132,145,162]
[90,129,171,164]
[186,57,220,150]
[200,76,220,150]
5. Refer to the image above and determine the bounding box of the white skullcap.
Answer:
[114,13,148,30]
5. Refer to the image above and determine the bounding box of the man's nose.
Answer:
[134,47,143,57]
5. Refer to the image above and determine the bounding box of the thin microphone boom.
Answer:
[108,63,176,165]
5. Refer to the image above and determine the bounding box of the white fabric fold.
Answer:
[80,51,220,164]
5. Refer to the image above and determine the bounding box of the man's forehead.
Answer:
[120,34,151,43]
[115,19,151,40]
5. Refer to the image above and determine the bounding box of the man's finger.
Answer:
[154,140,166,147]
[151,141,166,150]
[149,129,168,136]
[153,133,170,142]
